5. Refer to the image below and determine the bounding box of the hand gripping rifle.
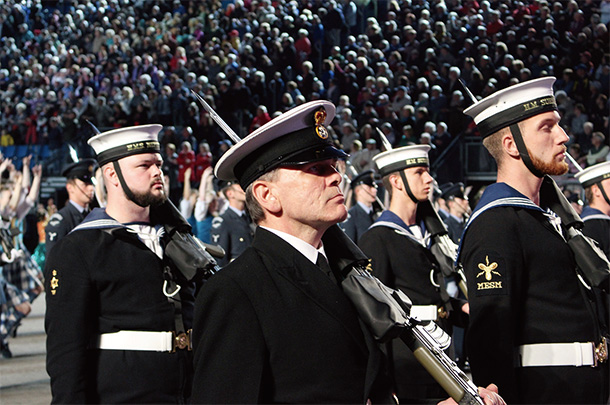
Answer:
[323,225,484,405]
[418,199,469,299]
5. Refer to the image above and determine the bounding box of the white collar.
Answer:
[357,201,373,213]
[260,226,326,265]
[228,205,246,217]
[69,199,87,213]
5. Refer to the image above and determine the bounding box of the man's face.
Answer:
[273,159,347,229]
[450,196,471,216]
[403,166,434,201]
[227,184,246,203]
[522,111,569,176]
[355,182,377,205]
[119,153,167,207]
[67,178,95,207]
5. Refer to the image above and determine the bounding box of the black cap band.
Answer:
[234,127,347,189]
[378,157,429,178]
[477,96,558,138]
[96,141,161,166]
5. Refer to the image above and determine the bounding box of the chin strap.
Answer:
[112,160,144,207]
[399,170,420,204]
[510,123,544,178]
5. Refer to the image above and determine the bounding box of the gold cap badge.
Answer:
[314,108,329,140]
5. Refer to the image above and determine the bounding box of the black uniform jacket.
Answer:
[191,227,392,404]
[443,214,465,244]
[340,202,375,244]
[45,201,87,255]
[581,206,610,258]
[358,211,465,401]
[210,207,254,267]
[458,183,608,404]
[44,205,195,404]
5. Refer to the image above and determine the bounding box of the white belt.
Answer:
[96,330,191,352]
[519,342,597,367]
[410,305,438,321]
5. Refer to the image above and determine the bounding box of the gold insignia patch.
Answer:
[476,256,503,290]
[50,270,59,295]
[314,108,329,140]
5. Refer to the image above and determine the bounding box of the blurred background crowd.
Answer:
[0,0,608,356]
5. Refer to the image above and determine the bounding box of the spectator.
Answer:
[177,141,195,185]
[585,132,610,167]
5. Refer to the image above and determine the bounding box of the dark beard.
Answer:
[529,149,569,176]
[131,189,167,207]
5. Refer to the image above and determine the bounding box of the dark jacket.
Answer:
[358,212,465,403]
[191,227,392,404]
[210,207,254,267]
[443,214,465,244]
[340,203,374,244]
[581,206,610,258]
[44,203,195,404]
[458,183,608,404]
[45,201,87,255]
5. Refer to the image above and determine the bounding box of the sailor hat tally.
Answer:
[575,161,610,188]
[214,100,347,189]
[373,144,431,177]
[464,77,558,138]
[88,124,162,166]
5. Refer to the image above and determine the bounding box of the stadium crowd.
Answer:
[0,0,607,181]
[0,0,609,359]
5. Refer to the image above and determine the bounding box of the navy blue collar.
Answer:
[581,205,610,221]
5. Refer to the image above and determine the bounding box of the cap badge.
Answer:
[314,108,329,140]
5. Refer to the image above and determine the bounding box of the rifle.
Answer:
[323,225,484,405]
[539,175,610,292]
[418,200,469,299]
[159,200,223,284]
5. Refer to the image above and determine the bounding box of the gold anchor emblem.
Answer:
[477,256,501,281]
[50,270,59,295]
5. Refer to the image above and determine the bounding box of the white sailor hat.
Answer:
[87,124,162,166]
[214,100,347,189]
[373,144,431,177]
[574,161,610,188]
[464,77,558,138]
